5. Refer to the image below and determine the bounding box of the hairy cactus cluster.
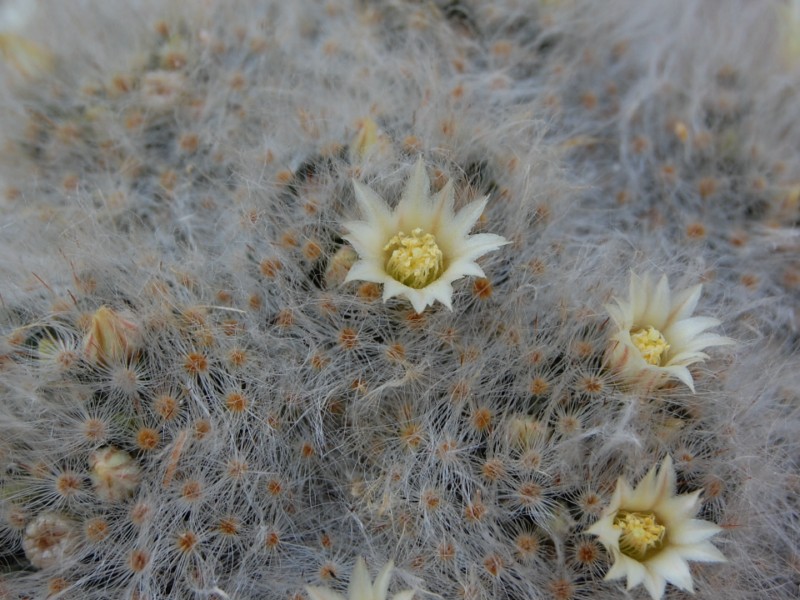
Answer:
[0,1,798,599]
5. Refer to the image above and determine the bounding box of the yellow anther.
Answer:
[614,511,666,560]
[630,326,670,366]
[384,228,444,289]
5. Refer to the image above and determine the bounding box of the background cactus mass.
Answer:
[0,1,798,599]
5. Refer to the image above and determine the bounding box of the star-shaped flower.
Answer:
[605,272,733,392]
[587,456,726,600]
[342,158,508,313]
[306,557,414,600]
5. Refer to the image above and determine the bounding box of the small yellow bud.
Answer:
[83,306,140,365]
[324,245,358,288]
[0,34,54,79]
[89,446,142,502]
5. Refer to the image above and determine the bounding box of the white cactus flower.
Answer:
[587,456,726,600]
[342,158,509,313]
[605,272,733,392]
[306,557,414,600]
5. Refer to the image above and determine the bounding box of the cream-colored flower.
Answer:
[587,456,726,600]
[343,158,508,313]
[605,272,733,392]
[306,557,414,600]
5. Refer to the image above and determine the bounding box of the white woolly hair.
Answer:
[0,1,797,599]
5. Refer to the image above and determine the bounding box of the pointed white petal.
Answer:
[454,233,509,262]
[306,587,347,600]
[430,180,455,231]
[647,549,694,592]
[643,275,671,327]
[344,261,388,285]
[440,258,485,281]
[663,316,721,348]
[425,279,454,310]
[659,365,695,392]
[667,283,702,324]
[348,557,372,600]
[603,554,641,584]
[397,157,430,217]
[620,557,648,589]
[343,222,388,259]
[658,489,701,524]
[390,592,415,600]
[382,278,408,301]
[587,515,620,546]
[664,350,709,367]
[352,180,394,231]
[629,272,650,324]
[641,569,667,600]
[372,560,394,600]
[671,333,733,356]
[628,463,661,510]
[407,290,431,314]
[674,540,727,563]
[668,518,722,545]
[451,195,489,237]
[654,455,676,499]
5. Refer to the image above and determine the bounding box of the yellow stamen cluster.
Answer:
[384,227,444,289]
[630,326,670,366]
[614,511,666,560]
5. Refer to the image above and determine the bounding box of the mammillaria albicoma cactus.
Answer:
[0,1,797,599]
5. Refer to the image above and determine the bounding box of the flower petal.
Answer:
[663,317,721,348]
[642,275,671,327]
[657,489,701,525]
[424,279,454,310]
[345,260,388,285]
[647,548,694,592]
[451,195,489,238]
[382,278,408,302]
[668,518,722,545]
[673,540,727,563]
[348,557,371,600]
[305,587,347,600]
[441,258,485,281]
[352,180,394,231]
[430,179,455,231]
[343,222,388,259]
[629,272,650,323]
[372,560,394,600]
[397,157,430,219]
[667,283,702,325]
[659,365,696,392]
[390,592,416,600]
[641,569,667,600]
[586,515,620,546]
[454,233,509,262]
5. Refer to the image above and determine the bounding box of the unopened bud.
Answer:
[83,306,140,365]
[89,446,141,502]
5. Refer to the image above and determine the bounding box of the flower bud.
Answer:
[22,512,79,569]
[83,306,140,365]
[89,446,141,502]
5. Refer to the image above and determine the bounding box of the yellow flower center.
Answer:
[630,326,670,366]
[383,228,444,289]
[614,511,666,560]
